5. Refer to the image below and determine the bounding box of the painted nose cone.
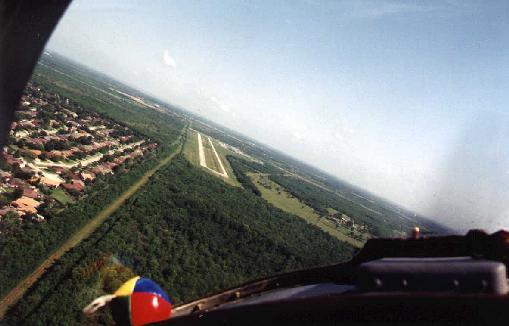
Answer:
[112,277,173,325]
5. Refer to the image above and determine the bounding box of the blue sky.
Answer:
[46,0,509,231]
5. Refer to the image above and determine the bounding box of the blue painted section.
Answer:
[133,278,171,303]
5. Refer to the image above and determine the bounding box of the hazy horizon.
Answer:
[44,0,509,231]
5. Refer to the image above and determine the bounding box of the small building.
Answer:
[10,178,27,188]
[40,176,62,188]
[53,167,66,175]
[340,214,352,224]
[91,164,112,175]
[60,150,74,159]
[12,196,41,215]
[80,171,96,182]
[2,153,23,167]
[46,151,63,160]
[68,173,81,181]
[23,187,41,199]
[61,180,85,193]
[29,149,43,157]
[0,207,16,218]
[0,171,12,182]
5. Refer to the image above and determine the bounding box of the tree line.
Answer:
[4,157,354,325]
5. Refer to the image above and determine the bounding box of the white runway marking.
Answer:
[196,131,228,178]
[197,132,207,168]
[208,136,228,178]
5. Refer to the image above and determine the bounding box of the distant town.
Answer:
[0,83,157,225]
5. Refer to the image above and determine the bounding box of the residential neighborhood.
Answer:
[0,83,157,226]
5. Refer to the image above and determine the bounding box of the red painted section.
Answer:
[130,292,172,326]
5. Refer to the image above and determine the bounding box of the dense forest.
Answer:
[4,157,354,325]
[0,143,180,299]
[226,155,261,195]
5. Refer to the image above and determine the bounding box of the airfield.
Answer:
[183,129,239,186]
[197,132,229,178]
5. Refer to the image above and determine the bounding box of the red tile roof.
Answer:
[62,180,85,193]
[23,188,40,199]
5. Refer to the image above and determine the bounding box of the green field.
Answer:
[248,172,364,248]
[202,136,222,173]
[182,129,200,165]
[50,188,74,205]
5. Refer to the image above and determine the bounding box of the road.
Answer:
[197,132,206,168]
[23,161,64,184]
[33,141,145,169]
[207,136,228,178]
[0,136,184,319]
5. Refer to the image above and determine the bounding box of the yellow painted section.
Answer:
[114,276,140,296]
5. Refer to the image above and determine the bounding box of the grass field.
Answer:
[202,136,222,173]
[50,188,74,205]
[214,141,242,186]
[182,129,200,165]
[248,172,364,248]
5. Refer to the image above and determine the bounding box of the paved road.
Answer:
[197,132,206,168]
[33,141,145,169]
[207,136,228,178]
